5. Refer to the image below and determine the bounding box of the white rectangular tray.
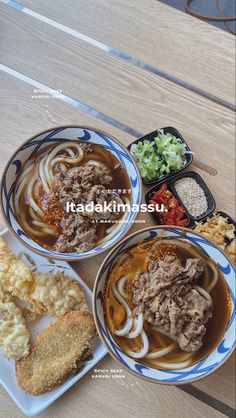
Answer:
[0,228,107,416]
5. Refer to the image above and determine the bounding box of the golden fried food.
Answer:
[0,237,33,298]
[194,215,235,250]
[30,271,88,316]
[0,284,12,302]
[0,237,87,317]
[16,311,96,395]
[0,299,30,360]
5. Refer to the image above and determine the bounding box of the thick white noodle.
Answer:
[151,326,178,342]
[52,152,84,166]
[38,156,50,193]
[46,142,83,164]
[20,212,46,237]
[176,352,195,361]
[16,162,35,189]
[48,143,84,167]
[32,220,56,236]
[67,148,75,157]
[126,313,144,339]
[33,178,42,197]
[44,142,84,184]
[205,261,219,293]
[28,206,55,237]
[117,276,127,298]
[125,330,149,359]
[102,197,130,238]
[26,175,44,217]
[85,160,106,168]
[112,281,133,336]
[194,285,212,306]
[29,206,40,221]
[44,157,53,186]
[14,176,29,214]
[116,277,144,339]
[14,164,35,213]
[152,358,192,370]
[145,343,176,359]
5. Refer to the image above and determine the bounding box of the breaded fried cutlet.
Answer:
[15,310,96,395]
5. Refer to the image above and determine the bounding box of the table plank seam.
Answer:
[178,385,236,418]
[0,67,235,414]
[0,62,220,179]
[0,63,142,138]
[0,0,235,112]
[0,63,219,176]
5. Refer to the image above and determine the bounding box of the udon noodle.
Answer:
[104,238,231,370]
[14,141,131,253]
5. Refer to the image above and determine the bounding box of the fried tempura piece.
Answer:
[29,271,88,317]
[16,311,96,395]
[0,299,30,360]
[194,215,235,250]
[0,237,87,317]
[0,237,33,298]
[0,284,12,302]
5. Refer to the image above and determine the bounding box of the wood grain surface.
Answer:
[0,71,235,413]
[0,5,235,219]
[19,0,236,105]
[0,1,235,416]
[0,356,228,418]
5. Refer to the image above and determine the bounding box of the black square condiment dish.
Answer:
[171,171,216,222]
[127,127,193,186]
[145,180,192,228]
[145,171,216,227]
[215,211,235,227]
[191,211,235,251]
[191,211,235,230]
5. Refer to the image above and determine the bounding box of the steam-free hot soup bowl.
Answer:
[93,226,235,384]
[0,126,142,261]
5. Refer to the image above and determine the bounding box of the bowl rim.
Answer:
[0,124,142,261]
[93,225,236,385]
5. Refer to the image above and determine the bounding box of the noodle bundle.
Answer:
[14,141,131,253]
[105,238,230,370]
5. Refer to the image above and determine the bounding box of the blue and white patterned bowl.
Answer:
[0,126,142,261]
[93,226,236,384]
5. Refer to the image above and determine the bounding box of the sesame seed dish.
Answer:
[174,177,208,218]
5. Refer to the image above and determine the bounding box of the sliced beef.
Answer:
[53,165,119,252]
[132,254,212,352]
[54,165,112,203]
[52,162,125,253]
[55,214,97,253]
[84,185,124,220]
[66,165,112,190]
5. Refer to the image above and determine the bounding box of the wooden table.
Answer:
[0,1,235,417]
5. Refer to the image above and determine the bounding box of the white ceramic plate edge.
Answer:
[0,228,107,416]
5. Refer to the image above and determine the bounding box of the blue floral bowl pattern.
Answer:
[0,126,141,260]
[93,226,236,384]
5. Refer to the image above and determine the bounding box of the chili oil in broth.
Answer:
[104,238,231,369]
[15,141,131,250]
